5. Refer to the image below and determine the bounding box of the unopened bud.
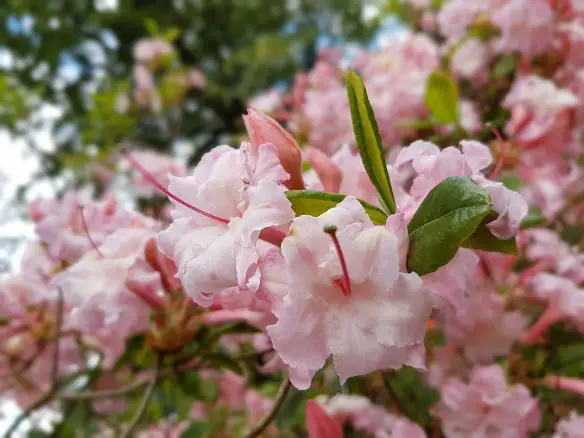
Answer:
[306,147,342,193]
[243,108,305,190]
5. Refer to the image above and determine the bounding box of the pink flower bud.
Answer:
[306,400,344,438]
[545,376,584,396]
[243,108,305,190]
[306,146,342,193]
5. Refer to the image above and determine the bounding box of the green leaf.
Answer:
[520,209,547,229]
[462,221,517,254]
[164,27,182,42]
[181,422,211,438]
[424,70,460,124]
[178,372,203,397]
[494,55,517,79]
[145,18,159,36]
[407,177,491,275]
[201,352,243,375]
[384,368,440,427]
[345,69,396,214]
[499,174,522,191]
[286,190,388,225]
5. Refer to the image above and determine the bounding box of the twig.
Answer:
[5,390,56,437]
[51,288,64,389]
[120,354,162,438]
[59,378,151,401]
[245,375,291,438]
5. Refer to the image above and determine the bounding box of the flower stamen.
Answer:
[78,206,105,258]
[323,224,352,297]
[121,148,229,225]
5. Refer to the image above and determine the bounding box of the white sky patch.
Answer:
[94,0,119,12]
[0,105,62,273]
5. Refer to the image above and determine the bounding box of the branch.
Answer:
[245,375,291,438]
[120,354,162,438]
[59,378,150,401]
[5,390,56,437]
[50,288,65,389]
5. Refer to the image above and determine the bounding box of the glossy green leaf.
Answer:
[286,190,388,225]
[345,69,396,214]
[424,70,460,124]
[407,177,491,275]
[462,221,517,254]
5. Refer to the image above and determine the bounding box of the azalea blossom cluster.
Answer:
[3,0,584,436]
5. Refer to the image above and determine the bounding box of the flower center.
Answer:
[323,224,352,297]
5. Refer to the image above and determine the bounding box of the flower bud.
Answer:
[306,147,342,193]
[306,400,343,438]
[243,108,305,190]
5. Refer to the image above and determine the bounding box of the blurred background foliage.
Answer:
[0,0,381,195]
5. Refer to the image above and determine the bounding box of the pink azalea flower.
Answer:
[306,400,344,438]
[316,394,426,437]
[158,143,294,307]
[422,248,479,315]
[553,411,584,438]
[523,229,584,284]
[491,0,555,59]
[187,68,206,90]
[434,365,540,438]
[33,191,138,264]
[524,273,584,340]
[218,371,246,410]
[248,89,283,115]
[427,345,470,388]
[245,390,279,436]
[443,279,528,363]
[53,227,165,365]
[267,197,433,388]
[289,33,438,155]
[503,75,578,151]
[451,38,490,79]
[394,140,528,239]
[136,419,189,438]
[436,0,491,40]
[133,38,174,65]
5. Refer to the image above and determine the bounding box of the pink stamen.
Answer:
[517,261,548,287]
[121,148,229,225]
[78,206,105,258]
[489,127,507,179]
[324,225,352,297]
[523,304,559,343]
